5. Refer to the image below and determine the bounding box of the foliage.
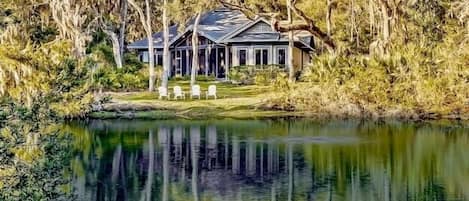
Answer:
[90,57,156,92]
[0,122,74,201]
[265,41,469,118]
[0,38,99,119]
[170,75,217,82]
[229,65,287,85]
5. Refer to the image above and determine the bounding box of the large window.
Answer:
[255,48,269,66]
[277,48,286,66]
[238,49,247,66]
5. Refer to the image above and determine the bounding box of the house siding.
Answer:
[231,43,294,67]
[293,47,310,70]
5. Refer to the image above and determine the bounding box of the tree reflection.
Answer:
[69,120,469,201]
[190,126,200,201]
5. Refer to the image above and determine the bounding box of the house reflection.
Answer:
[73,125,297,201]
[70,120,469,201]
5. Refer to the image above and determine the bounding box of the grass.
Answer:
[116,81,270,100]
[91,81,295,119]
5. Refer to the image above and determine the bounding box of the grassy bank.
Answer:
[90,79,469,121]
[90,81,302,119]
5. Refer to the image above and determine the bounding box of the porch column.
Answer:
[215,47,219,78]
[169,51,172,77]
[271,45,275,65]
[205,47,209,76]
[186,49,190,75]
[225,46,229,80]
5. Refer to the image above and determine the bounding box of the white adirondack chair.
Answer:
[190,85,201,99]
[206,85,217,99]
[173,86,185,100]
[158,87,169,100]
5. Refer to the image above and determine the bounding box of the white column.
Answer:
[186,49,190,75]
[205,47,209,76]
[225,46,230,80]
[215,47,219,78]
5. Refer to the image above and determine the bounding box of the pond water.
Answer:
[67,119,469,201]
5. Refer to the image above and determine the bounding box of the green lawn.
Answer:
[91,81,299,119]
[116,81,270,101]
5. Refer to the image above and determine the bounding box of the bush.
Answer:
[264,44,469,118]
[171,75,191,81]
[196,75,216,82]
[229,65,286,85]
[90,53,154,91]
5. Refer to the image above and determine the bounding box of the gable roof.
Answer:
[196,8,251,42]
[127,8,314,50]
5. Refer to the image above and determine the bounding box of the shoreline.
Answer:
[87,89,469,122]
[88,105,469,121]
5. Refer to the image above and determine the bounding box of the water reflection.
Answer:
[68,120,469,201]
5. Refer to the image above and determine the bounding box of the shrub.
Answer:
[196,75,217,82]
[90,53,154,91]
[171,75,190,81]
[264,44,469,118]
[229,65,286,85]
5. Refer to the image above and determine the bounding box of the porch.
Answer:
[167,44,230,79]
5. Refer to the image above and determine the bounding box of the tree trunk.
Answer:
[128,0,155,91]
[350,0,355,42]
[162,0,170,89]
[326,0,332,37]
[191,13,202,87]
[369,0,375,38]
[111,145,122,200]
[379,0,391,46]
[145,0,156,91]
[119,0,128,64]
[103,29,123,69]
[143,130,154,201]
[287,0,295,82]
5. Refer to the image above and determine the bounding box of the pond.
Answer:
[67,119,469,201]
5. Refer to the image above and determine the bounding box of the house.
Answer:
[127,8,315,80]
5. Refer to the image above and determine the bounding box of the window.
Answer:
[255,49,269,66]
[238,49,247,66]
[277,48,286,66]
[141,51,149,63]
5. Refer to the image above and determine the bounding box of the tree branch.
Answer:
[127,0,151,35]
[217,0,336,51]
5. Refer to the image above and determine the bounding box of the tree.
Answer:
[191,13,202,86]
[128,0,156,91]
[49,0,94,58]
[170,0,215,86]
[454,0,469,37]
[161,0,170,89]
[99,0,129,69]
[119,0,128,64]
[287,0,295,81]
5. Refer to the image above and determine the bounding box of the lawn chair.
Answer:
[206,85,217,99]
[173,86,185,100]
[158,87,170,100]
[190,85,201,99]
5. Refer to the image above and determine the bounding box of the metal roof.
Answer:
[127,8,314,51]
